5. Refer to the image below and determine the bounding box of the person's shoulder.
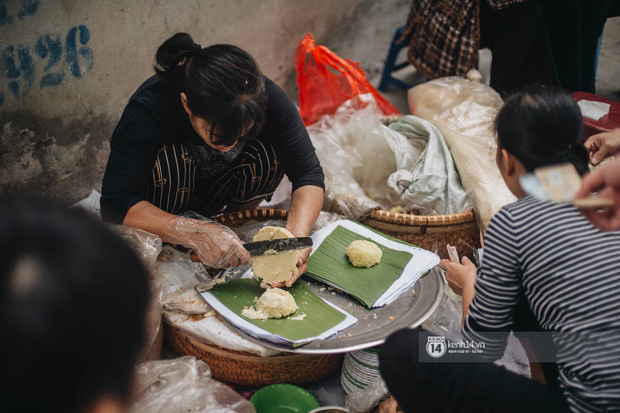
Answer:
[490,195,589,239]
[264,76,296,113]
[488,196,549,231]
[113,74,179,143]
[127,74,176,108]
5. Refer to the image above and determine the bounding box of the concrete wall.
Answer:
[0,0,409,203]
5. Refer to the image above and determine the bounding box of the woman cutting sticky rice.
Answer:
[101,33,325,286]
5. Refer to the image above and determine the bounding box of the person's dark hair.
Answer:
[155,32,266,147]
[0,197,149,413]
[495,85,589,175]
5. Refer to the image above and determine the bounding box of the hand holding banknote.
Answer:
[575,159,620,231]
[584,129,620,165]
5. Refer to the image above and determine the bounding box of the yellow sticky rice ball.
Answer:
[256,288,298,319]
[346,240,382,268]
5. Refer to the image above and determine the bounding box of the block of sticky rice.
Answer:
[346,240,382,268]
[241,288,298,320]
[257,288,298,318]
[251,226,299,284]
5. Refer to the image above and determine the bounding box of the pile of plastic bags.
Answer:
[308,95,472,220]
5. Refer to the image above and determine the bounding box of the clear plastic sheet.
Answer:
[131,356,255,413]
[408,74,517,232]
[305,374,347,407]
[307,96,384,220]
[312,211,348,233]
[345,376,389,413]
[113,226,164,362]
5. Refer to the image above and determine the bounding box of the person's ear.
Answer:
[500,149,516,176]
[180,93,192,117]
[83,397,124,413]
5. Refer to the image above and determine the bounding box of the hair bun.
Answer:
[191,43,202,55]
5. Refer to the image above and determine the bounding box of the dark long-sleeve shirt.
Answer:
[101,75,324,223]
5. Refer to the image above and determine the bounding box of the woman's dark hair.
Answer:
[155,32,266,147]
[0,197,149,413]
[495,85,589,175]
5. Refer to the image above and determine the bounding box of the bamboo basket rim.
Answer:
[212,208,288,224]
[368,208,477,227]
[213,207,476,228]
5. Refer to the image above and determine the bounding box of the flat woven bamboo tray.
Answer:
[165,208,343,387]
[363,209,481,261]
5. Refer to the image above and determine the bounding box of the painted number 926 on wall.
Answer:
[1,24,93,107]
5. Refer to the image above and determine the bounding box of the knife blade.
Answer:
[189,237,313,262]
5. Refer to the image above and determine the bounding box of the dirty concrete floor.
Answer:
[372,16,620,114]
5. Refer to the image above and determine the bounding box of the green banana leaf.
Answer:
[306,225,413,308]
[209,278,346,342]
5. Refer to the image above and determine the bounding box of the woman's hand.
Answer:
[269,247,312,288]
[273,184,323,287]
[584,129,620,165]
[440,256,477,324]
[575,159,620,231]
[168,217,251,269]
[439,257,477,296]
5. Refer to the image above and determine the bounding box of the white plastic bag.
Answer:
[132,356,255,413]
[387,116,472,215]
[408,75,517,232]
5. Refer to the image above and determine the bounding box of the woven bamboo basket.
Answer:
[360,115,482,259]
[165,208,344,387]
[165,322,343,387]
[363,209,481,261]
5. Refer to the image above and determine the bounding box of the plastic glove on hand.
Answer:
[167,216,251,269]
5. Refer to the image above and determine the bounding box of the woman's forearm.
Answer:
[285,185,324,237]
[123,201,180,243]
[123,200,250,267]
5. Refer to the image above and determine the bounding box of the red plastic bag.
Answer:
[295,33,401,126]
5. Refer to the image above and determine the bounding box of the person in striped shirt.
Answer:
[380,85,620,412]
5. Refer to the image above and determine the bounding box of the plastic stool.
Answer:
[378,25,413,92]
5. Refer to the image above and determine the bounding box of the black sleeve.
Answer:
[100,103,166,224]
[262,79,325,192]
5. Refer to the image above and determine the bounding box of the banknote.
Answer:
[519,163,613,208]
[534,164,582,203]
[446,244,459,263]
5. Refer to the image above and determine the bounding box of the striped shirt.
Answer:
[463,195,620,412]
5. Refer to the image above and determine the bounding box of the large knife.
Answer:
[189,237,313,262]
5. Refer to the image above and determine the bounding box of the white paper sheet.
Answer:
[577,99,610,121]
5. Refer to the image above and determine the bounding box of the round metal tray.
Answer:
[232,267,444,354]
